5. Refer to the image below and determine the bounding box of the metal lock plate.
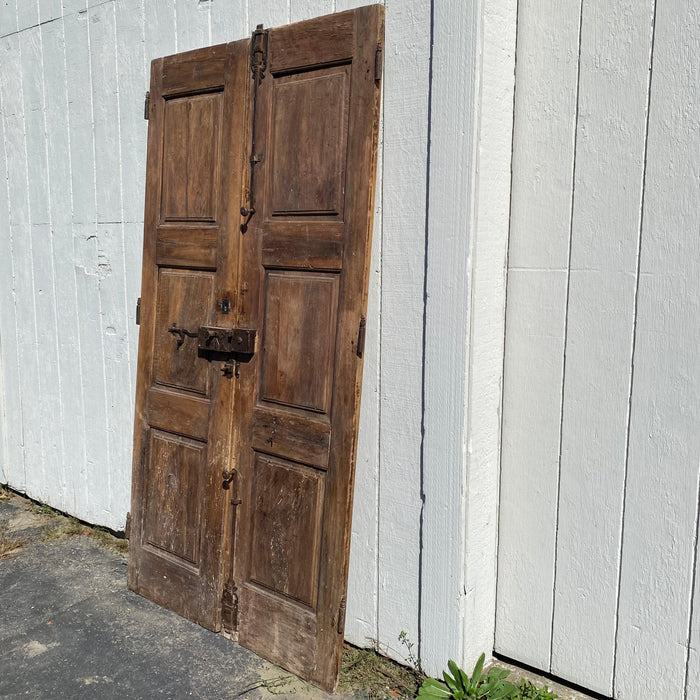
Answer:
[198,326,256,354]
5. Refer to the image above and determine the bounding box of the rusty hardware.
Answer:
[198,326,256,354]
[222,468,237,488]
[220,298,230,314]
[221,580,239,633]
[241,25,268,232]
[375,43,383,82]
[144,91,150,120]
[337,596,347,634]
[136,297,141,325]
[240,205,256,230]
[168,323,198,347]
[251,24,267,80]
[221,360,235,379]
[356,316,366,358]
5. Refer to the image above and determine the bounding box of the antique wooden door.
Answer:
[229,7,383,690]
[127,40,249,631]
[129,5,383,692]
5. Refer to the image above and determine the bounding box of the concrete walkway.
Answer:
[0,493,345,700]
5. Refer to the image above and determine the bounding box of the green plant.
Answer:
[418,654,517,699]
[515,679,558,700]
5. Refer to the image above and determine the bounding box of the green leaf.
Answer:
[487,667,510,682]
[448,660,465,688]
[489,681,518,699]
[443,670,459,693]
[418,678,452,698]
[471,653,485,686]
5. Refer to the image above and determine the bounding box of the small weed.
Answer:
[0,524,24,560]
[0,484,10,501]
[399,629,422,674]
[515,680,558,700]
[29,502,61,517]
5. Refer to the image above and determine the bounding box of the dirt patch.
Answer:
[339,644,424,699]
[0,523,24,560]
[1,486,128,557]
[41,516,129,556]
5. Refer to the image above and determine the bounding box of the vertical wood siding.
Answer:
[499,1,700,698]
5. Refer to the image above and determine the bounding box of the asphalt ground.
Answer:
[0,489,597,700]
[0,492,344,700]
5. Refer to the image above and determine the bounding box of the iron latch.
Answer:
[198,326,256,354]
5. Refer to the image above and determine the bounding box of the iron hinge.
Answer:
[125,512,131,539]
[144,91,150,120]
[135,297,141,325]
[337,595,347,635]
[374,42,383,82]
[356,316,366,358]
[221,580,239,633]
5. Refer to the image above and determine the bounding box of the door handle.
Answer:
[222,468,237,489]
[168,323,198,348]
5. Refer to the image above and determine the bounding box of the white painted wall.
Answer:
[498,1,700,698]
[0,0,516,678]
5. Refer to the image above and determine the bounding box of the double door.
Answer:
[127,6,383,691]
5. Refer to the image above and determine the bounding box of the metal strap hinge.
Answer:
[375,42,383,82]
[356,316,366,358]
[337,596,347,634]
[136,298,141,325]
[144,92,150,120]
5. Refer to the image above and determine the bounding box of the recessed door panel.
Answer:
[260,270,339,413]
[248,454,325,608]
[143,430,206,566]
[161,91,223,223]
[153,269,215,396]
[270,67,350,217]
